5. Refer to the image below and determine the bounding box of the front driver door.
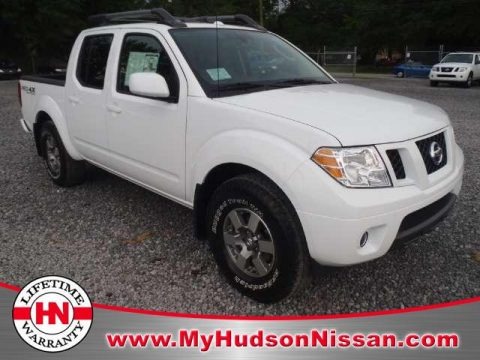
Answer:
[104,30,187,201]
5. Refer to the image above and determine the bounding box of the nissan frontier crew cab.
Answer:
[18,9,464,303]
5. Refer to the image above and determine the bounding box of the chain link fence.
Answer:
[404,45,445,65]
[307,46,358,76]
[305,44,478,77]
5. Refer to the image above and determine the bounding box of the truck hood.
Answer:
[215,83,449,146]
[435,62,472,68]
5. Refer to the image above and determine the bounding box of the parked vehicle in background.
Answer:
[18,8,464,303]
[393,61,432,78]
[0,59,22,79]
[37,64,67,75]
[430,52,480,87]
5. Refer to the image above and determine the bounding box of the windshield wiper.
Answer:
[270,78,331,87]
[216,79,330,95]
[217,82,268,92]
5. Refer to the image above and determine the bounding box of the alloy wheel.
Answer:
[223,208,276,278]
[45,134,61,178]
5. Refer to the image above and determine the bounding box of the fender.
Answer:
[35,95,82,160]
[188,129,326,212]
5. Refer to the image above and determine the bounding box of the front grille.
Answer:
[441,67,453,72]
[437,74,455,78]
[386,149,406,179]
[416,132,447,174]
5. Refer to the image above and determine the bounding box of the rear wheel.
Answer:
[40,121,86,186]
[206,173,310,303]
[396,71,404,78]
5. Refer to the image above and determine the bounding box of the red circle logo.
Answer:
[12,276,93,352]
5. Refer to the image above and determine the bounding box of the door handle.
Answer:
[68,96,80,105]
[106,104,122,114]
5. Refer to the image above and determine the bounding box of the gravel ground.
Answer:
[0,77,479,316]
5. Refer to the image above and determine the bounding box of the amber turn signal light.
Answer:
[311,148,345,181]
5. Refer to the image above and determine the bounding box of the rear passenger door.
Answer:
[104,29,187,201]
[66,32,114,162]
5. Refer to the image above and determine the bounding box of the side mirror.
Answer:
[129,72,170,98]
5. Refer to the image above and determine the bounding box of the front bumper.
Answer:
[393,192,456,245]
[288,135,464,266]
[429,72,469,82]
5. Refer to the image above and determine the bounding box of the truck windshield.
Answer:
[170,28,332,97]
[441,54,473,64]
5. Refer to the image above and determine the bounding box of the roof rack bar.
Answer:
[88,8,187,28]
[221,15,265,30]
[178,14,266,31]
[88,8,265,31]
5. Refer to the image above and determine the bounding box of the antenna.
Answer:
[216,13,220,97]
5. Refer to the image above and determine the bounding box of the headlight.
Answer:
[432,67,439,72]
[17,68,22,72]
[311,146,391,188]
[0,69,4,73]
[456,67,467,72]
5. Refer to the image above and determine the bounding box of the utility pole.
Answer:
[259,0,264,26]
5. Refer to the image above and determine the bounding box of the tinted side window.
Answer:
[117,33,179,100]
[76,34,113,89]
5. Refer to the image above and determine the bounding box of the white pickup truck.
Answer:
[430,52,480,87]
[19,9,464,302]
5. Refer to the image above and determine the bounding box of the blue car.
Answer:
[393,62,432,78]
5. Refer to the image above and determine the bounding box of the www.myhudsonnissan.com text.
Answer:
[106,329,460,352]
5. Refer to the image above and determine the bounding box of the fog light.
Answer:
[360,232,369,247]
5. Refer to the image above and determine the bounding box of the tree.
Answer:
[0,0,479,72]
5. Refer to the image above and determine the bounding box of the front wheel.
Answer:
[463,73,473,88]
[206,174,310,303]
[40,121,86,186]
[430,80,438,87]
[396,71,404,78]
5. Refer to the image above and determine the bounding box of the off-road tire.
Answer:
[39,120,86,187]
[205,173,310,303]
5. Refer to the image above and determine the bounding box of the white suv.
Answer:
[430,52,480,87]
[19,9,464,302]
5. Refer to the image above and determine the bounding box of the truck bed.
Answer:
[20,74,67,132]
[21,73,66,87]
